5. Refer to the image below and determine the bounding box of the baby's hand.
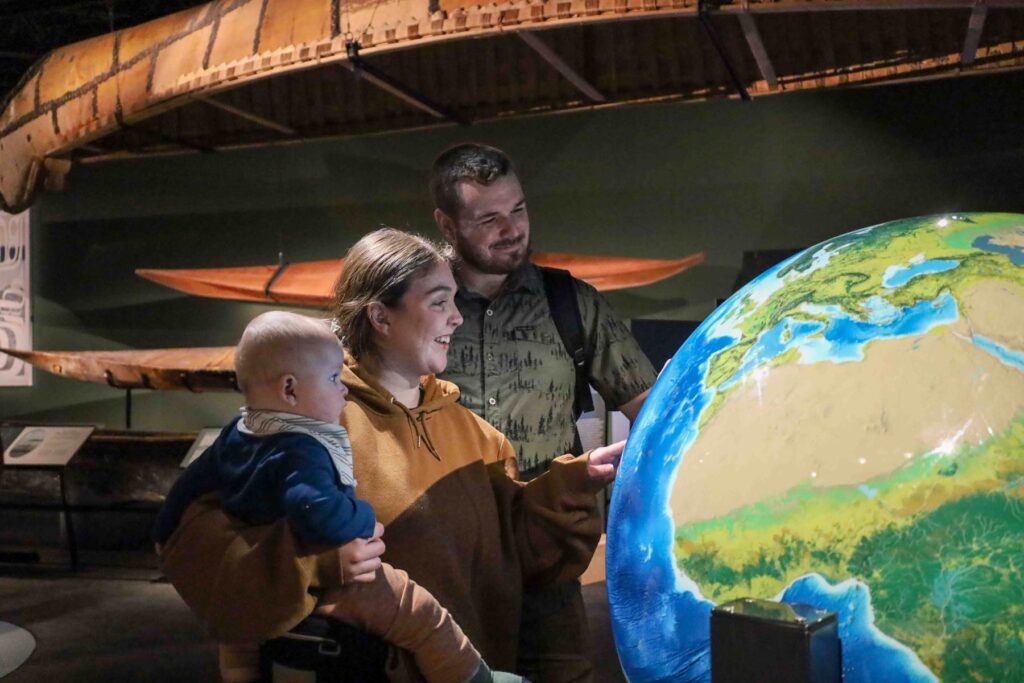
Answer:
[339,521,385,584]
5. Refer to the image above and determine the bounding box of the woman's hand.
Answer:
[340,521,386,584]
[587,440,626,482]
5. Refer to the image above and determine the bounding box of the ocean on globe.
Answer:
[607,213,1024,682]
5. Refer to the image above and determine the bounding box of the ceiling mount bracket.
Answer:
[517,30,606,102]
[698,0,751,101]
[737,6,778,91]
[961,0,989,66]
[342,41,469,125]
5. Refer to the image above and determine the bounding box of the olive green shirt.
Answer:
[440,263,657,475]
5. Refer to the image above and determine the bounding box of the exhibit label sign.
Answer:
[180,427,222,468]
[2,426,94,467]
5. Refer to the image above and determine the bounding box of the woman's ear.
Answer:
[280,374,299,406]
[367,302,391,337]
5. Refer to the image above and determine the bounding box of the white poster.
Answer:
[576,387,607,452]
[0,209,31,386]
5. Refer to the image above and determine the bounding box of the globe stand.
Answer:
[710,598,841,683]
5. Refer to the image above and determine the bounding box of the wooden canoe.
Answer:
[136,251,705,306]
[0,347,238,392]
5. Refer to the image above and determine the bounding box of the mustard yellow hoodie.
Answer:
[340,360,603,670]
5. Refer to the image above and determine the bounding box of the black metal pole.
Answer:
[59,469,78,571]
[698,1,751,102]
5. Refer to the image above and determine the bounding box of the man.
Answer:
[430,143,657,682]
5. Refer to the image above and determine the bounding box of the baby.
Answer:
[153,311,517,683]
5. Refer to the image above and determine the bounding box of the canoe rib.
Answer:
[0,347,238,392]
[136,251,706,306]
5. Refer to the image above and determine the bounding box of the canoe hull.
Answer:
[136,251,705,307]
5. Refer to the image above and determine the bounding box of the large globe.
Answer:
[607,213,1024,683]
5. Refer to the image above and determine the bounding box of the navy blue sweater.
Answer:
[153,417,376,547]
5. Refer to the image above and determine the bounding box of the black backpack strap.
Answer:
[540,267,595,425]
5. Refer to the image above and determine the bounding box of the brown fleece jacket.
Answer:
[340,360,603,670]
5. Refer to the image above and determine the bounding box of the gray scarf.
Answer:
[238,408,356,487]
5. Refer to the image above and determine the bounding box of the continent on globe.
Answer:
[608,213,1024,683]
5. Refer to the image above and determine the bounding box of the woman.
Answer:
[162,228,623,681]
[327,228,623,672]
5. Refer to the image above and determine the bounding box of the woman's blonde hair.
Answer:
[331,228,453,359]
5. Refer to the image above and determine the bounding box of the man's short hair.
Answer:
[234,311,340,395]
[429,143,516,218]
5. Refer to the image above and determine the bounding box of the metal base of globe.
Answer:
[711,598,841,683]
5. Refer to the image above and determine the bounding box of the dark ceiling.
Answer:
[0,0,206,100]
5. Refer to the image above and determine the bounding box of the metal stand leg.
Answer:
[58,469,78,571]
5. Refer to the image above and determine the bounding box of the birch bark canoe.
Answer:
[6,0,1024,213]
[136,251,706,306]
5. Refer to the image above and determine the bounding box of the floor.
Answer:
[0,565,217,682]
[0,555,626,682]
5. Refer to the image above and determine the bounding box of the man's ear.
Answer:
[280,374,299,406]
[367,302,391,337]
[434,208,456,243]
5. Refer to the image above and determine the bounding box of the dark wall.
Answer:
[2,68,1023,430]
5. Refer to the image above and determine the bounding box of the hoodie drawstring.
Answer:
[399,404,442,461]
[416,412,441,461]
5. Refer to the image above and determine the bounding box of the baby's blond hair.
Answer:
[234,311,341,396]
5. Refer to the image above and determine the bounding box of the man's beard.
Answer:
[455,234,531,275]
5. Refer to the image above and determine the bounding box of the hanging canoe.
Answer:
[0,347,238,392]
[3,251,703,391]
[6,0,1024,213]
[136,251,705,306]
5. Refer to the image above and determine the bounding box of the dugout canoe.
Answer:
[136,251,706,306]
[0,347,238,392]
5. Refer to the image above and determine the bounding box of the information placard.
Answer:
[2,425,94,467]
[180,427,221,468]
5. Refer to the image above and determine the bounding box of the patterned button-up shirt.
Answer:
[440,263,657,475]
